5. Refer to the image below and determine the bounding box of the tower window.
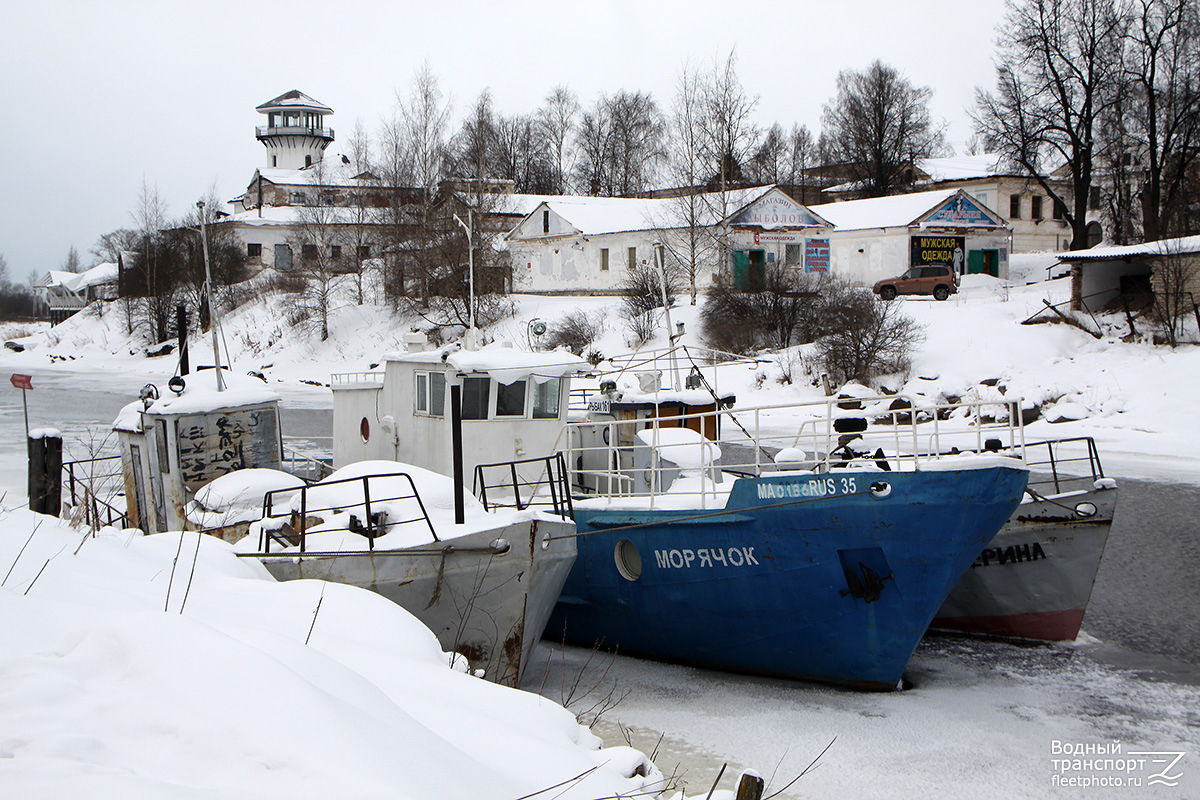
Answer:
[542,209,550,233]
[305,155,312,168]
[271,155,277,167]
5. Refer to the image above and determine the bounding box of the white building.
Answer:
[505,186,832,294]
[810,188,1012,286]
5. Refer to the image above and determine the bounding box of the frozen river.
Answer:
[3,371,1199,797]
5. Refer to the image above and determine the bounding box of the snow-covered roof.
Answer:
[809,189,1005,231]
[40,262,118,291]
[389,343,590,385]
[142,372,281,417]
[1055,234,1200,261]
[256,90,332,114]
[508,186,788,237]
[918,154,1004,182]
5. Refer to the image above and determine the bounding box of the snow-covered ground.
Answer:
[2,267,1199,797]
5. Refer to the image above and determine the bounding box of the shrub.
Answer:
[544,310,605,355]
[815,286,923,385]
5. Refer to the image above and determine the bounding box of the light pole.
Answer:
[196,200,225,391]
[453,208,477,349]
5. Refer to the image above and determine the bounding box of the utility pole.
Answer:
[453,207,477,349]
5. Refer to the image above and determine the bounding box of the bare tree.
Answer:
[1151,239,1200,346]
[702,49,760,193]
[822,60,943,197]
[974,0,1127,249]
[380,63,452,302]
[1124,0,1200,241]
[574,91,665,196]
[91,229,139,265]
[289,161,345,341]
[537,85,580,194]
[61,246,84,274]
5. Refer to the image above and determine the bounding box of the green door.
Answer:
[733,250,750,289]
[968,249,1000,277]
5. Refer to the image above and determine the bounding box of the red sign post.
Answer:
[10,373,32,434]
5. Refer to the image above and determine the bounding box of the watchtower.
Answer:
[255,90,334,170]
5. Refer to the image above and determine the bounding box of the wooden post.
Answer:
[28,432,62,517]
[735,772,765,800]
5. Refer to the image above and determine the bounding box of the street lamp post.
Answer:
[196,200,225,391]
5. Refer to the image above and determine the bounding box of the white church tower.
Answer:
[255,90,334,170]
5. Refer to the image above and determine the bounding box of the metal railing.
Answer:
[62,455,127,529]
[1016,436,1105,496]
[550,392,1029,511]
[254,472,439,554]
[473,453,574,519]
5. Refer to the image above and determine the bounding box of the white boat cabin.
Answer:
[331,341,590,480]
[113,373,283,534]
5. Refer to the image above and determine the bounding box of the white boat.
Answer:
[112,371,575,687]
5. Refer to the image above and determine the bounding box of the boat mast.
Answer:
[653,241,681,391]
[196,200,226,392]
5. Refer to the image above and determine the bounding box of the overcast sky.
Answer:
[1,0,1009,280]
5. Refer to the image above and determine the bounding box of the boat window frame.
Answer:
[414,370,446,417]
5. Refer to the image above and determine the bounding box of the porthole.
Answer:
[614,538,642,581]
[360,417,370,442]
[1074,502,1097,518]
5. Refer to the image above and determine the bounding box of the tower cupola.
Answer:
[255,90,334,170]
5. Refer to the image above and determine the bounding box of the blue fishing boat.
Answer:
[332,340,1030,689]
[554,465,1027,689]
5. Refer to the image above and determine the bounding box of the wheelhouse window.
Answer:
[496,380,527,416]
[416,371,445,416]
[415,373,429,412]
[532,378,561,419]
[461,377,490,420]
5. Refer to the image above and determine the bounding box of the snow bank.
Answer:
[0,507,666,799]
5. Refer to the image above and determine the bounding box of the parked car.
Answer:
[873,264,958,301]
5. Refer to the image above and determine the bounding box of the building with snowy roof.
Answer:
[823,154,1100,254]
[809,188,1013,286]
[1053,234,1200,315]
[34,262,119,323]
[504,186,832,294]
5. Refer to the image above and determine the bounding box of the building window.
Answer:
[785,244,802,266]
[357,245,371,259]
[302,244,318,260]
[291,192,306,206]
[1089,185,1101,210]
[305,154,312,168]
[496,380,526,417]
[461,377,491,420]
[1009,195,1021,219]
[274,244,292,270]
[542,210,550,234]
[627,246,637,269]
[271,155,277,167]
[331,245,342,259]
[247,243,262,259]
[1031,195,1043,220]
[1053,198,1067,220]
[532,378,561,419]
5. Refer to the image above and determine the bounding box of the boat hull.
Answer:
[259,517,576,687]
[549,465,1028,689]
[932,482,1116,641]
